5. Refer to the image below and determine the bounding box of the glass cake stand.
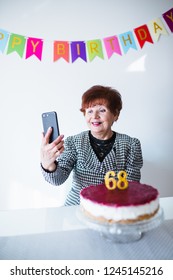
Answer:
[77,207,164,243]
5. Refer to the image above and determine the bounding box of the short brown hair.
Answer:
[80,85,122,116]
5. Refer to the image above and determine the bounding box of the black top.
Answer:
[89,131,116,162]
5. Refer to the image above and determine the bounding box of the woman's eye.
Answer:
[100,108,106,113]
[87,110,93,114]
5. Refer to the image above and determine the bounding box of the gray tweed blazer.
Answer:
[41,130,143,205]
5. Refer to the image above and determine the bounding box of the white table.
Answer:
[0,197,173,259]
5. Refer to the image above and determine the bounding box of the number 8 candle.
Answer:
[104,170,128,190]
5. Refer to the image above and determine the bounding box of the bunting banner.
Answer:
[148,18,168,42]
[119,31,137,53]
[0,7,172,63]
[7,33,26,57]
[0,29,9,53]
[134,24,153,48]
[71,41,87,62]
[54,41,69,62]
[26,37,43,60]
[103,36,122,58]
[87,39,104,61]
[162,8,173,31]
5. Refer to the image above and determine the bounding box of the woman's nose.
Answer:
[93,111,100,118]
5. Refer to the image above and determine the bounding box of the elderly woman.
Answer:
[41,85,143,205]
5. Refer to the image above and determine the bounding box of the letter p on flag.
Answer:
[7,33,26,57]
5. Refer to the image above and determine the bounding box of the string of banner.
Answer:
[0,8,173,63]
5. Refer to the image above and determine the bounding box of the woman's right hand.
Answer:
[40,127,64,172]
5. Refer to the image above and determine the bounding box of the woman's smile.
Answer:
[92,121,102,126]
[85,104,117,139]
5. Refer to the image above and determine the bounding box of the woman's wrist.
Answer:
[41,161,57,173]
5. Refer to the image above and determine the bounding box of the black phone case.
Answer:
[42,111,60,143]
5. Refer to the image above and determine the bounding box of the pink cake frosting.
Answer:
[80,181,159,223]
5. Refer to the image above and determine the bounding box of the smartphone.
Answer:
[42,111,60,143]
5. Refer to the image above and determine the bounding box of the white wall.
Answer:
[0,0,173,210]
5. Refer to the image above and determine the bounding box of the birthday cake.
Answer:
[80,175,159,224]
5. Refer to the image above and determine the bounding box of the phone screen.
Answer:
[42,111,60,143]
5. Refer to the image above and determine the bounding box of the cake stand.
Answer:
[77,207,164,243]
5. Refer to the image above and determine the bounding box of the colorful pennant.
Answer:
[0,8,172,63]
[54,41,69,62]
[0,29,9,53]
[119,31,137,53]
[87,39,104,61]
[71,41,87,62]
[148,18,168,42]
[103,36,122,58]
[162,8,173,32]
[134,24,153,48]
[7,33,26,57]
[26,37,43,60]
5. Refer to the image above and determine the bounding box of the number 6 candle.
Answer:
[104,170,128,190]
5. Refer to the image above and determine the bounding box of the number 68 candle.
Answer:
[104,170,128,190]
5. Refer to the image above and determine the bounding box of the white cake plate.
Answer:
[77,207,164,243]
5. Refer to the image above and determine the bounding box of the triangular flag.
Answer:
[119,31,137,53]
[148,18,168,41]
[162,8,173,32]
[71,41,87,62]
[26,37,43,60]
[0,29,9,53]
[54,41,69,62]
[87,39,104,61]
[103,36,122,58]
[7,33,26,57]
[134,24,153,48]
